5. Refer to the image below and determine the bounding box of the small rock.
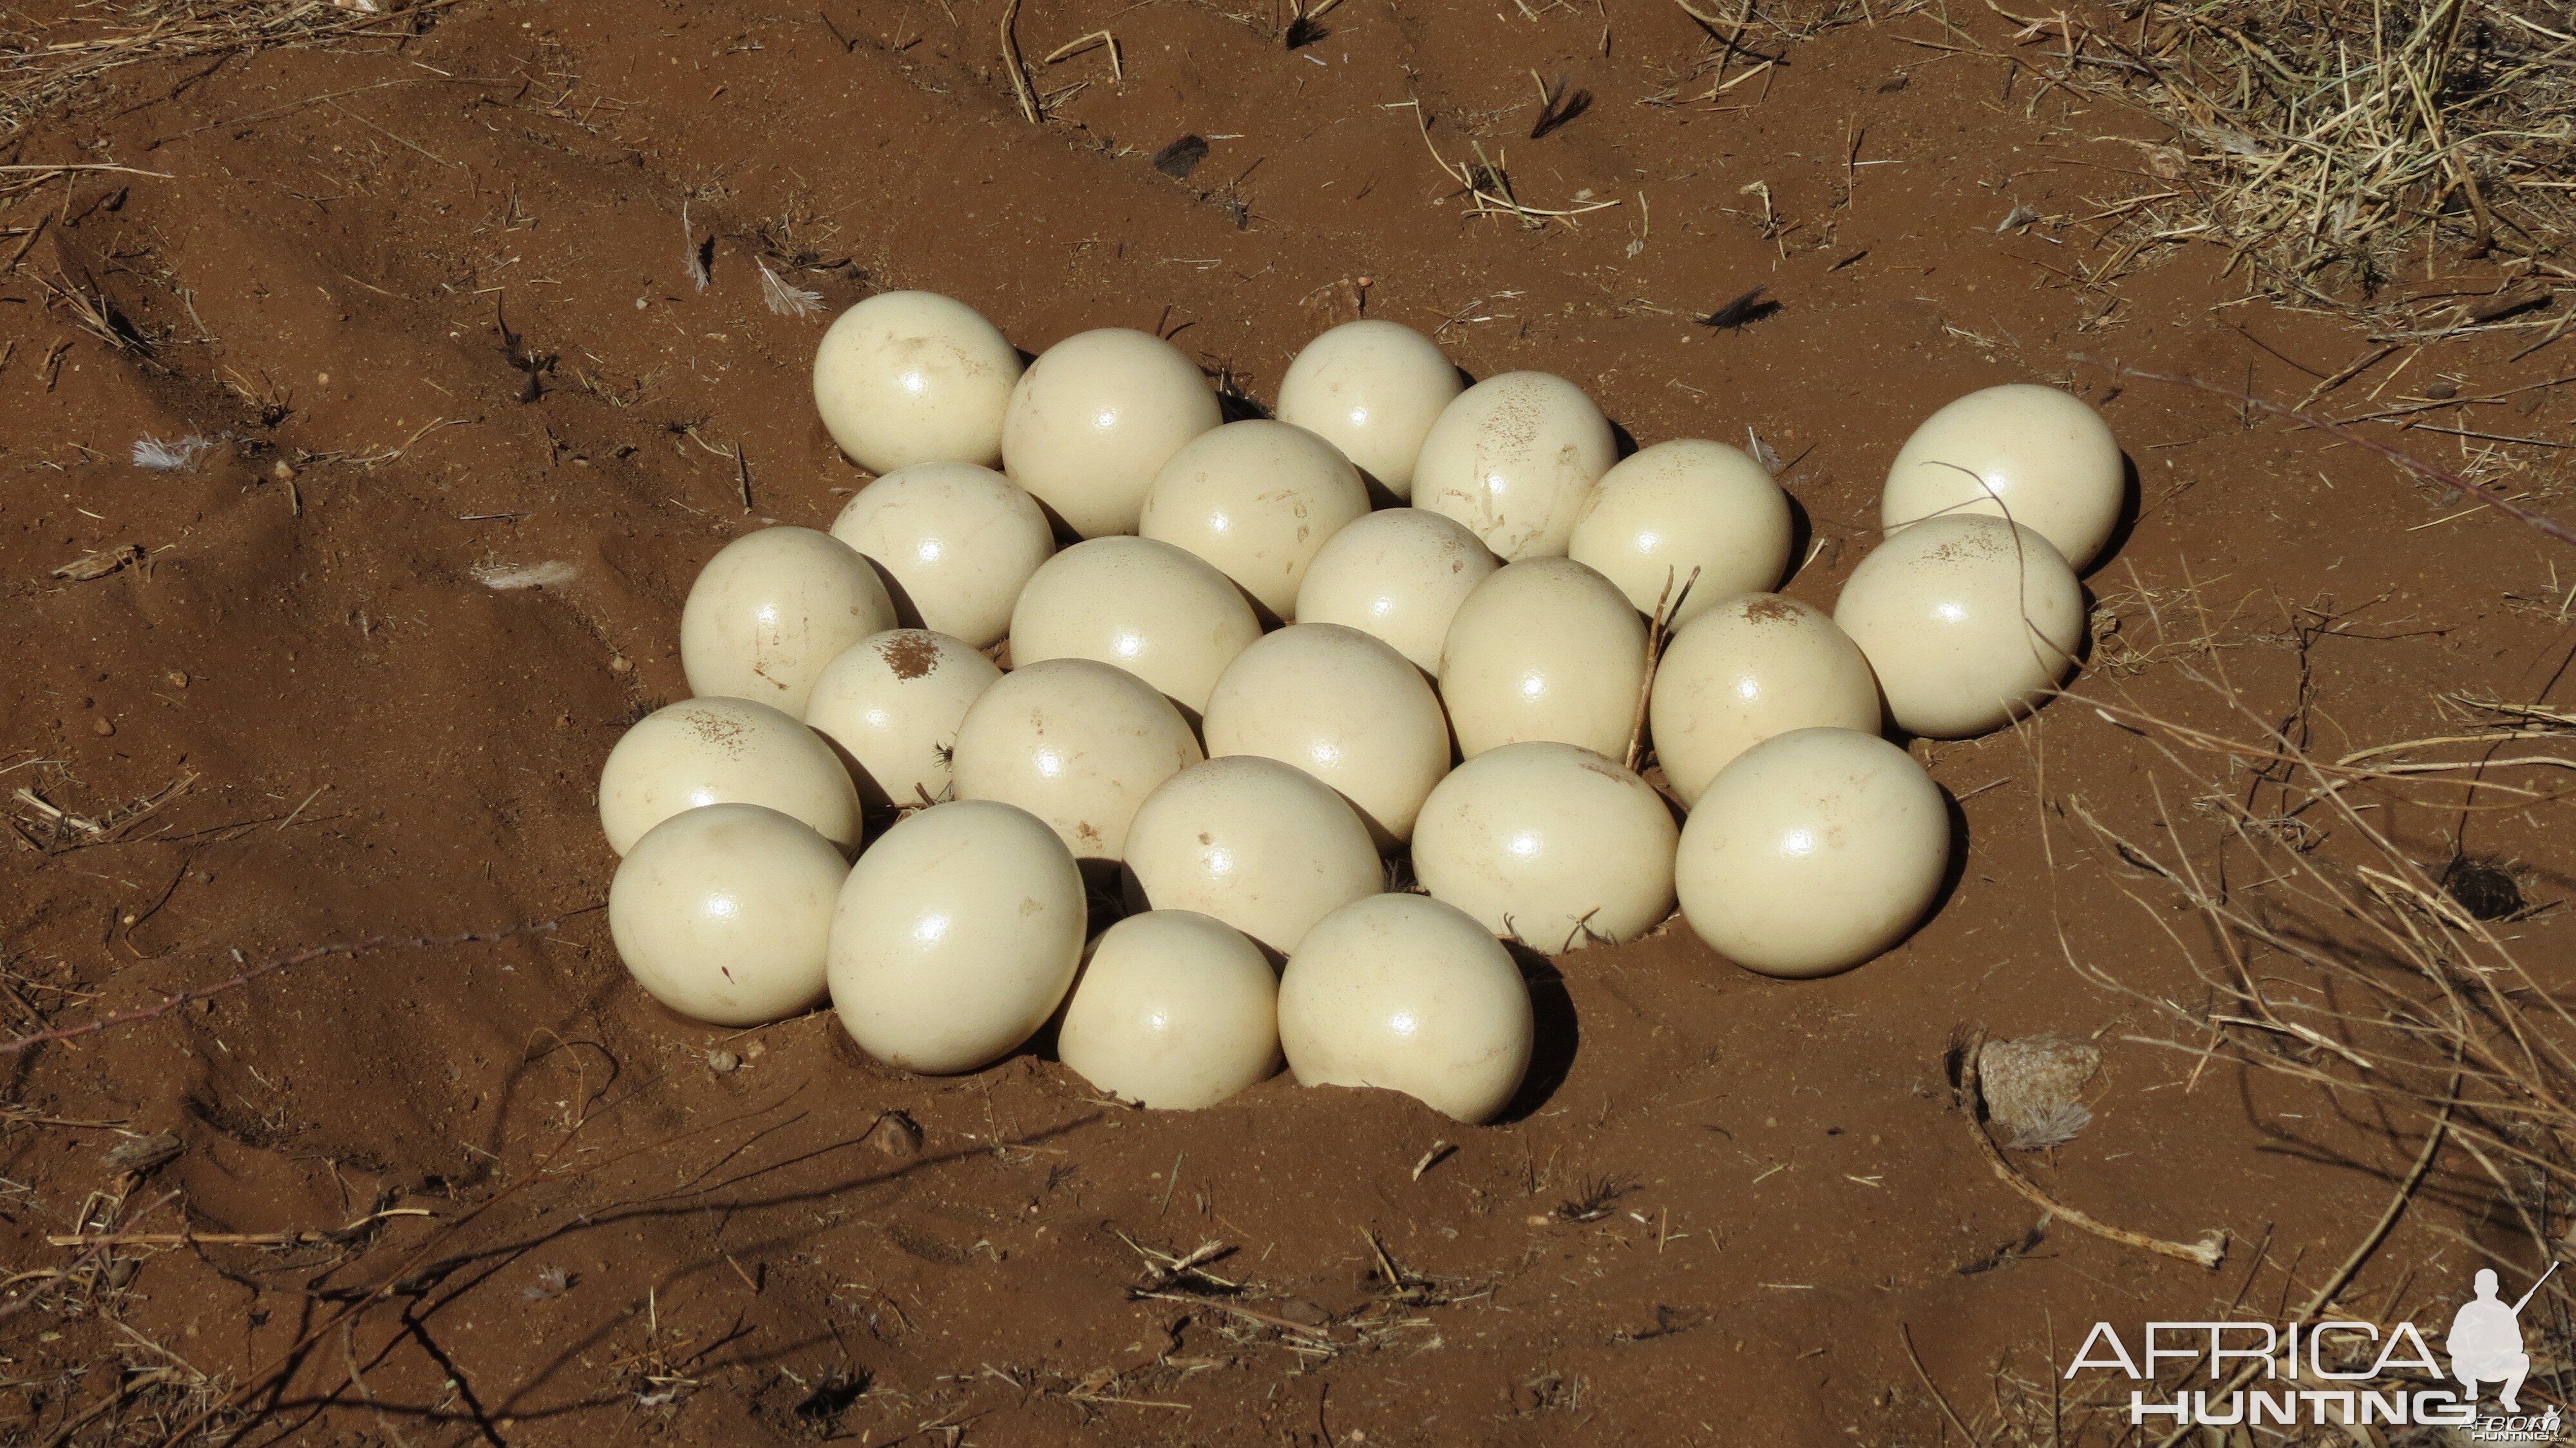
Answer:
[272,461,297,481]
[91,717,115,736]
[706,1049,740,1072]
[167,671,188,689]
[2422,379,2461,400]
[608,655,632,674]
[1978,1036,2100,1150]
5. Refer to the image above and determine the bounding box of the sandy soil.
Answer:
[4,0,2572,1443]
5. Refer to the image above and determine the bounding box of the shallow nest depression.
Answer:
[1991,0,2576,318]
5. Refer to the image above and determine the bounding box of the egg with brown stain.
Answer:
[804,629,1003,811]
[598,696,862,855]
[1414,372,1615,560]
[679,526,896,716]
[1649,593,1881,805]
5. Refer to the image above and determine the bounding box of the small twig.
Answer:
[999,0,1039,124]
[1131,1290,1335,1340]
[3,213,50,278]
[1626,566,1698,772]
[39,1367,175,1448]
[276,784,327,832]
[1412,1139,1454,1180]
[1901,1324,1985,1446]
[0,164,173,177]
[48,1206,432,1248]
[2291,345,2396,410]
[1960,1028,2226,1268]
[321,96,459,169]
[1043,29,1121,79]
[1112,1226,1238,1290]
[1363,1228,1410,1290]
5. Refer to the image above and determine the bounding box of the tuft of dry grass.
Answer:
[1915,669,2575,1438]
[1406,100,1622,230]
[1,0,460,140]
[1985,0,2576,318]
[1983,647,2573,1438]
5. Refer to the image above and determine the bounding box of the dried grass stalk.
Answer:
[2002,0,2576,316]
[1,1,460,140]
[2049,625,2576,1297]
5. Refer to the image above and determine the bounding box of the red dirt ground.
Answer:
[4,1,2572,1443]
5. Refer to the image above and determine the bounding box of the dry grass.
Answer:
[1937,613,2576,1441]
[1652,0,1933,108]
[0,0,460,141]
[1976,0,2576,319]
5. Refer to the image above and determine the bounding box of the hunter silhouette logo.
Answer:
[2451,1264,2550,1412]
